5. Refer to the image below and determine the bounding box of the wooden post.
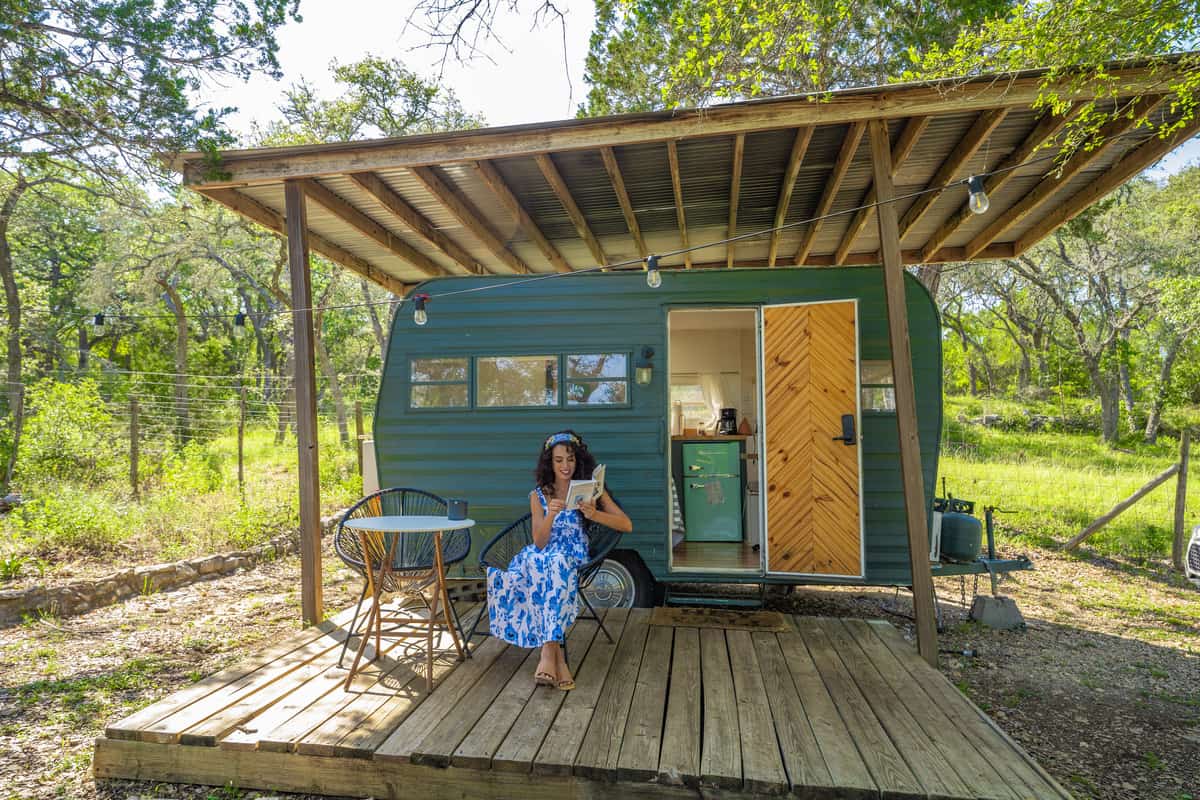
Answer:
[129,396,139,500]
[285,179,323,627]
[355,400,364,478]
[1173,429,1190,570]
[1067,462,1180,551]
[238,386,246,492]
[869,119,938,666]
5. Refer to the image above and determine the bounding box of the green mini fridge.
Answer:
[682,441,743,541]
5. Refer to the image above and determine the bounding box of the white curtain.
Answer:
[698,373,724,431]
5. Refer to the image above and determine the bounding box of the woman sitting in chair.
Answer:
[486,430,632,690]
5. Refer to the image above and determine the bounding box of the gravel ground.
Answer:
[5,541,1198,800]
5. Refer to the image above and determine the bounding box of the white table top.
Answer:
[342,515,475,534]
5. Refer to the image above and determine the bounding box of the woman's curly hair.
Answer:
[534,429,597,490]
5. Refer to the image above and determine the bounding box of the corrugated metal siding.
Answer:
[374,267,941,586]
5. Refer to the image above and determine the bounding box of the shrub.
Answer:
[7,485,128,554]
[17,379,123,488]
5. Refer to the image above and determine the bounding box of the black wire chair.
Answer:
[469,499,625,653]
[333,487,473,667]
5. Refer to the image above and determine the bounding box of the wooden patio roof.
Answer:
[176,62,1200,296]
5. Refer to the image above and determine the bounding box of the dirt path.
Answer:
[6,543,1198,800]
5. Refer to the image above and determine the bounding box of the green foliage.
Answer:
[0,553,25,581]
[7,485,127,554]
[17,379,123,488]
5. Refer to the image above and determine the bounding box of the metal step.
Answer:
[663,586,764,608]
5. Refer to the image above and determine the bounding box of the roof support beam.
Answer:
[920,103,1085,261]
[409,166,532,274]
[868,119,937,667]
[960,95,1163,260]
[896,109,1009,244]
[727,133,745,268]
[1016,114,1200,254]
[348,172,485,275]
[793,122,866,265]
[469,160,572,273]
[200,188,407,295]
[666,140,691,268]
[536,153,608,267]
[768,127,814,266]
[600,147,647,259]
[299,178,450,279]
[833,116,929,263]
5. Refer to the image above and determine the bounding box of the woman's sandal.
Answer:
[556,676,575,691]
[534,671,556,687]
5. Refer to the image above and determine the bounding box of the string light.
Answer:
[92,313,105,334]
[645,255,662,288]
[233,312,248,338]
[413,293,429,326]
[967,175,990,215]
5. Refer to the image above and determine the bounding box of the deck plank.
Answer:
[793,617,925,799]
[699,628,742,791]
[532,607,637,777]
[447,646,542,769]
[375,635,511,763]
[726,629,789,795]
[569,608,652,781]
[655,626,701,788]
[865,620,1072,800]
[842,619,1020,800]
[211,660,345,750]
[490,616,607,773]
[816,618,972,799]
[615,624,674,782]
[104,606,356,742]
[750,631,846,796]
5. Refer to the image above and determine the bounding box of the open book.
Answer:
[564,464,605,511]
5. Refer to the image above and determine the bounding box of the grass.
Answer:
[939,395,1199,562]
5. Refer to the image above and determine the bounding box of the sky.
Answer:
[194,0,1199,173]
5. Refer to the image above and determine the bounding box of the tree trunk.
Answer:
[157,280,190,442]
[915,264,943,298]
[0,179,28,492]
[77,326,90,371]
[1119,355,1137,434]
[276,348,295,445]
[362,279,386,357]
[313,301,349,444]
[1144,335,1183,444]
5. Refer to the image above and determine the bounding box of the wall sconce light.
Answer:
[635,346,655,385]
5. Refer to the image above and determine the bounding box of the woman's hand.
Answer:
[546,497,565,517]
[578,499,596,520]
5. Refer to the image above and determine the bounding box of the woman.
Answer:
[486,430,632,690]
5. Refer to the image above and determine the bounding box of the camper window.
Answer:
[566,353,629,406]
[477,355,559,407]
[861,360,896,412]
[410,358,469,408]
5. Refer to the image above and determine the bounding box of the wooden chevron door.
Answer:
[762,300,863,577]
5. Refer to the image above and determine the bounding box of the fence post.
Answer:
[1173,429,1191,571]
[355,400,364,478]
[238,386,246,493]
[130,396,139,500]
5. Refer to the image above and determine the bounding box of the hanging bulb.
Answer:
[645,255,662,288]
[233,312,247,338]
[92,312,105,334]
[967,175,990,215]
[413,294,429,326]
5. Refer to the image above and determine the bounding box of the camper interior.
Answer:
[668,308,762,573]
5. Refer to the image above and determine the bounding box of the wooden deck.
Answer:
[94,602,1071,799]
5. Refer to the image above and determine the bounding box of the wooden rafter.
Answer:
[793,122,866,265]
[920,103,1085,261]
[896,108,1009,243]
[409,166,532,274]
[348,172,485,275]
[960,95,1163,260]
[833,116,929,264]
[1016,114,1200,254]
[666,140,691,268]
[300,179,450,279]
[727,133,745,268]
[600,147,647,258]
[468,160,572,273]
[535,153,608,267]
[200,188,407,295]
[767,127,814,267]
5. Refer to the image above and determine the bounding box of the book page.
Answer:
[565,464,606,510]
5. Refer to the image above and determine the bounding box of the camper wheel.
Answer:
[582,550,655,609]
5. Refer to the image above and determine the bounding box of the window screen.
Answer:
[410,358,469,408]
[861,360,896,412]
[566,353,628,406]
[476,355,559,407]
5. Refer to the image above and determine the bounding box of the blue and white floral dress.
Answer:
[486,487,590,648]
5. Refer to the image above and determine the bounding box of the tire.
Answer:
[581,549,656,609]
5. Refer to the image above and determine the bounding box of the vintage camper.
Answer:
[373,265,1027,607]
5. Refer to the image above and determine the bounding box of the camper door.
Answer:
[761,300,864,578]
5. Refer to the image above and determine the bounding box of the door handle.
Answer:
[832,414,856,446]
[688,465,702,471]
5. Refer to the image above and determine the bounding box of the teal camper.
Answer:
[373,266,1025,606]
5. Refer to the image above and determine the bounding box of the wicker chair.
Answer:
[333,488,473,669]
[470,502,625,652]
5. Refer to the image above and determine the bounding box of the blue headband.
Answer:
[544,432,580,450]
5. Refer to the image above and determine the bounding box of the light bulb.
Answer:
[967,175,989,215]
[92,312,105,334]
[233,312,247,338]
[645,254,662,288]
[414,307,428,326]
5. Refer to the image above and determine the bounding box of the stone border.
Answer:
[0,513,345,627]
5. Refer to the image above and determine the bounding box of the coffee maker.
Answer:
[717,408,738,435]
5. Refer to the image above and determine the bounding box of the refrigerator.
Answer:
[682,441,743,541]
